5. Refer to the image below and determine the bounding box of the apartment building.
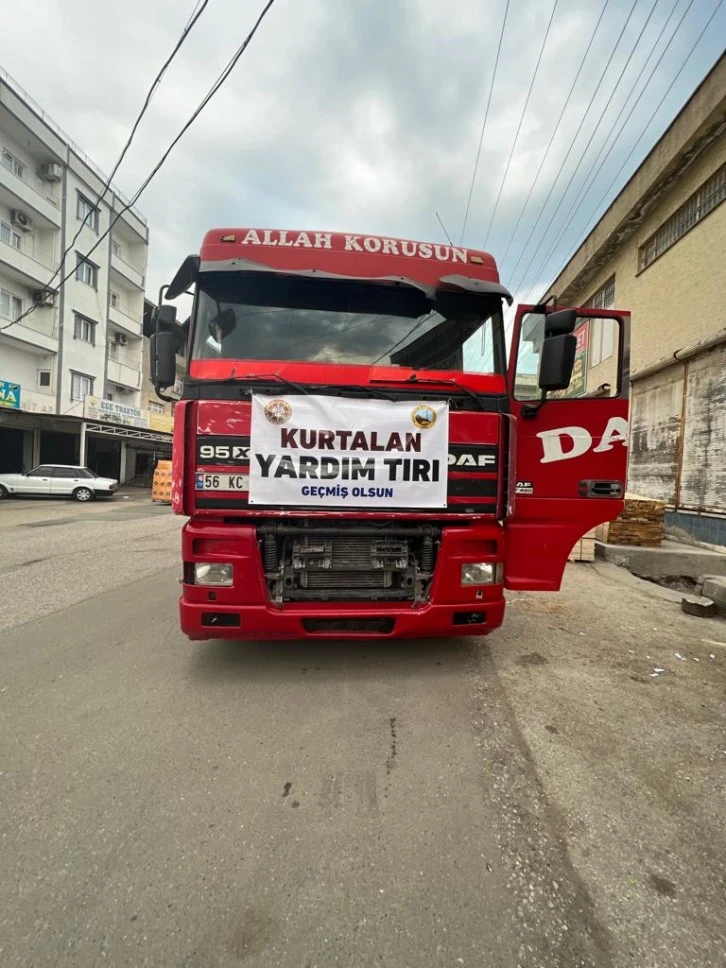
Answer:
[542,55,725,546]
[0,66,149,475]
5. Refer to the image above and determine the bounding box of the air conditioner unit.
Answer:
[117,386,133,394]
[113,332,127,345]
[38,162,63,183]
[11,210,32,232]
[32,289,55,307]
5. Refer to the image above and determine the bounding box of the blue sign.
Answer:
[0,379,21,410]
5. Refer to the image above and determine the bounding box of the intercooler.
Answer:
[258,524,438,603]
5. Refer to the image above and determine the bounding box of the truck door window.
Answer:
[514,313,621,401]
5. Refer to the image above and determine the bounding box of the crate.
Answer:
[151,459,173,505]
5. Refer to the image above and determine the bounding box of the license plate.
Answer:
[195,472,250,491]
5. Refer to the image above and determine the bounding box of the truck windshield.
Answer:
[191,273,505,374]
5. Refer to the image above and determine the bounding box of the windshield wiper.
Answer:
[185,372,396,401]
[185,373,310,393]
[371,374,485,410]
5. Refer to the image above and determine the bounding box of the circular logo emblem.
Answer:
[264,399,292,425]
[411,405,437,430]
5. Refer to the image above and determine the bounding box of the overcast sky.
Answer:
[2,0,723,311]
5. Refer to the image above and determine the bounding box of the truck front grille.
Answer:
[259,524,438,603]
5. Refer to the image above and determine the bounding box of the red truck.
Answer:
[151,228,629,640]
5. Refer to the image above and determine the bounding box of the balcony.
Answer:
[107,357,141,390]
[0,237,58,288]
[111,250,144,289]
[109,303,142,337]
[0,163,62,228]
[0,314,57,354]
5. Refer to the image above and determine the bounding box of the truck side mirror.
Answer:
[166,255,200,300]
[544,308,577,336]
[157,304,177,329]
[151,331,178,389]
[538,333,576,391]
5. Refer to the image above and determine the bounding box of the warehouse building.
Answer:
[542,55,726,547]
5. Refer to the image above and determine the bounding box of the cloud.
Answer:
[2,0,724,308]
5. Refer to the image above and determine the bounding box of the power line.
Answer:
[482,0,560,248]
[435,211,454,246]
[511,0,663,303]
[498,0,611,274]
[524,0,693,296]
[563,0,724,268]
[503,0,641,294]
[2,0,277,335]
[44,0,210,298]
[459,0,511,245]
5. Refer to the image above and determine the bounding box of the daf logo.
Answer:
[448,452,497,468]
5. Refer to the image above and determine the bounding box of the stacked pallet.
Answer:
[568,527,597,562]
[595,493,665,547]
[151,460,173,505]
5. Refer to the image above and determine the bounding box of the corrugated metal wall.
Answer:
[628,366,684,504]
[679,342,726,513]
[628,342,726,514]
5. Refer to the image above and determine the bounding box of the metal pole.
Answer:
[79,421,87,466]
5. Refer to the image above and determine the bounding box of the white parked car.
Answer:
[0,465,118,502]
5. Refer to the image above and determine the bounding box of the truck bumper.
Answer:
[179,597,506,641]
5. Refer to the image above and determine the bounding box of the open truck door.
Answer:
[505,304,630,591]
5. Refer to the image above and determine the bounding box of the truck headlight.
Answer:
[194,563,233,586]
[461,562,503,585]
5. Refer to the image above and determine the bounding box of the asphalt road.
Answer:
[1,495,725,967]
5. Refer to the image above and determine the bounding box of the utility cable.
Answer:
[459,0,511,244]
[2,0,277,334]
[503,0,641,294]
[498,0,610,273]
[525,0,694,297]
[43,0,211,297]
[510,0,662,303]
[572,0,725,267]
[482,0,560,248]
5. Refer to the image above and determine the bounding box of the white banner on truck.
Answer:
[249,394,449,508]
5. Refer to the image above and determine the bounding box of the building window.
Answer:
[75,254,98,288]
[0,288,23,321]
[110,290,120,309]
[105,392,114,401]
[585,276,615,367]
[2,147,24,178]
[38,370,52,389]
[148,400,164,414]
[70,371,94,401]
[639,163,726,271]
[0,221,22,250]
[76,193,99,232]
[73,313,96,345]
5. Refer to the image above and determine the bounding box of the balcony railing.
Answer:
[0,162,62,227]
[111,250,144,289]
[0,238,59,287]
[106,357,141,389]
[0,314,58,353]
[109,303,142,337]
